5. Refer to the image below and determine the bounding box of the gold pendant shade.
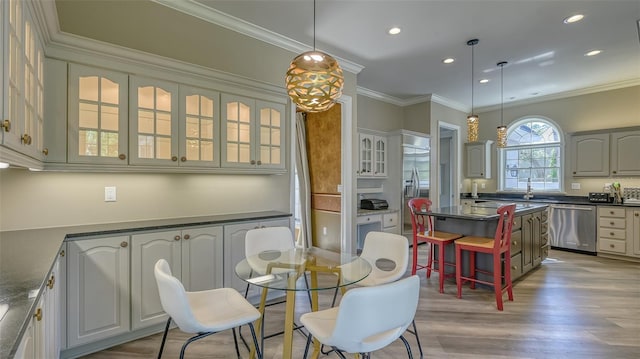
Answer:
[467,115,479,142]
[497,125,507,148]
[496,61,508,148]
[285,51,344,113]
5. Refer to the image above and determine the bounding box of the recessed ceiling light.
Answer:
[479,79,489,84]
[388,27,401,35]
[0,162,9,169]
[585,50,602,56]
[442,58,455,64]
[563,14,584,24]
[531,92,540,96]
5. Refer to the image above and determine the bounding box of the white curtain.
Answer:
[295,112,312,248]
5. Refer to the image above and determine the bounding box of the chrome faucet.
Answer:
[524,178,534,200]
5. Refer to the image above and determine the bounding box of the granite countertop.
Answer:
[357,208,399,216]
[422,202,548,221]
[0,210,290,359]
[462,193,640,207]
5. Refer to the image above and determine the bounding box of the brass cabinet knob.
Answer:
[512,241,518,246]
[174,235,181,241]
[480,173,483,176]
[610,232,615,236]
[120,241,128,248]
[257,160,262,165]
[21,134,32,145]
[610,222,614,225]
[1,119,11,132]
[612,171,617,174]
[42,148,49,156]
[34,308,42,321]
[119,154,126,160]
[610,244,615,248]
[181,156,187,162]
[47,275,55,289]
[573,171,576,174]
[636,213,639,217]
[60,250,65,257]
[171,156,178,162]
[183,234,190,240]
[250,160,256,165]
[610,211,614,215]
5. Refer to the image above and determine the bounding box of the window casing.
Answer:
[498,117,563,192]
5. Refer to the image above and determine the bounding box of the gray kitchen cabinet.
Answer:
[178,85,221,167]
[67,236,130,348]
[67,64,129,165]
[223,218,291,299]
[1,0,46,165]
[598,207,640,259]
[509,217,523,280]
[610,130,640,176]
[465,141,492,178]
[130,225,223,330]
[570,133,610,177]
[633,210,640,257]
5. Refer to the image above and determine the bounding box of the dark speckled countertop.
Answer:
[0,211,290,359]
[462,193,640,207]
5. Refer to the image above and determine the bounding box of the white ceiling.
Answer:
[165,0,640,110]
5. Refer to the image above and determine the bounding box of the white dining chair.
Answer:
[154,259,262,359]
[300,275,421,359]
[333,231,423,358]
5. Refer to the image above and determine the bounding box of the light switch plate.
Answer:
[571,183,581,190]
[105,186,117,202]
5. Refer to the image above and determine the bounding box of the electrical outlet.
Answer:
[481,183,486,189]
[604,183,612,191]
[104,186,117,202]
[571,183,581,190]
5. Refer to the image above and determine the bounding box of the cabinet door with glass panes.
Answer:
[2,0,46,161]
[179,86,220,167]
[68,64,128,165]
[129,76,179,166]
[255,100,285,170]
[221,94,255,168]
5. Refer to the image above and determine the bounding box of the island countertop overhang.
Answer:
[418,202,549,221]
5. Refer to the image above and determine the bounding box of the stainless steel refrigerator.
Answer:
[401,132,430,238]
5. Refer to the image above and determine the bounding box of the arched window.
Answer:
[499,117,563,192]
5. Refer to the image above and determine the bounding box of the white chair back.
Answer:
[359,231,409,285]
[154,259,203,333]
[329,275,420,353]
[245,226,294,257]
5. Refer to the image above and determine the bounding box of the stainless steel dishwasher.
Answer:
[549,204,597,254]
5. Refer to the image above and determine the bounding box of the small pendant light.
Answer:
[496,61,508,148]
[285,0,344,113]
[466,39,479,142]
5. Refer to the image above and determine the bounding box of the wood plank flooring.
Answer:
[81,249,640,359]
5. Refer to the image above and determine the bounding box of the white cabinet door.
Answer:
[67,236,130,347]
[358,133,373,176]
[221,94,255,168]
[130,230,181,330]
[129,76,179,166]
[571,133,610,177]
[14,312,35,359]
[256,100,286,170]
[611,131,640,176]
[181,226,224,291]
[374,136,387,177]
[68,64,129,165]
[178,85,220,167]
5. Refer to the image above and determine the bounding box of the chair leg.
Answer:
[438,243,446,293]
[455,245,463,299]
[426,243,434,278]
[469,251,476,290]
[303,333,313,359]
[399,335,415,359]
[157,317,171,359]
[493,253,504,311]
[411,237,419,275]
[505,253,514,301]
[248,323,263,359]
[232,328,241,359]
[411,319,423,359]
[179,332,216,359]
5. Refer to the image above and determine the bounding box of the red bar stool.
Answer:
[407,198,463,293]
[454,204,515,311]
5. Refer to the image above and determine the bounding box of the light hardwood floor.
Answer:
[82,249,640,359]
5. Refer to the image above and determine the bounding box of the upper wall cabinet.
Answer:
[129,76,179,166]
[1,0,46,162]
[570,133,609,177]
[611,130,640,176]
[358,132,387,178]
[179,85,221,167]
[221,94,285,170]
[465,141,492,179]
[571,130,640,177]
[68,64,129,165]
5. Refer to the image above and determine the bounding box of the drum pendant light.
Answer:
[496,61,508,148]
[285,0,344,112]
[466,39,479,142]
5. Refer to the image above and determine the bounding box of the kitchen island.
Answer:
[416,202,549,282]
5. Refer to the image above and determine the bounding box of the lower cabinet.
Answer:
[223,218,291,298]
[67,236,130,348]
[130,226,223,331]
[598,206,640,259]
[509,217,523,280]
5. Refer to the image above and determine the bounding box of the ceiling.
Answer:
[167,0,640,110]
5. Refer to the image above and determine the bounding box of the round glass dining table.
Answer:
[235,247,372,359]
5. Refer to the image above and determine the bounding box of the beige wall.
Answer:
[402,102,431,134]
[356,95,403,132]
[0,170,290,231]
[469,85,640,195]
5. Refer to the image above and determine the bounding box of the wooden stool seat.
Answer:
[408,198,464,294]
[455,204,516,311]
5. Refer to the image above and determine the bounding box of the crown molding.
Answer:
[477,78,640,113]
[357,87,468,112]
[150,0,364,75]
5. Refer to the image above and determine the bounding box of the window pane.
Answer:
[101,105,119,131]
[186,95,199,116]
[239,143,251,163]
[138,110,154,134]
[271,111,280,127]
[101,132,119,157]
[239,123,250,143]
[79,103,98,129]
[156,112,171,136]
[79,76,98,101]
[201,119,213,139]
[79,130,98,156]
[138,86,154,109]
[261,146,270,164]
[227,143,238,162]
[138,135,154,158]
[186,139,199,160]
[201,141,213,161]
[271,129,280,146]
[186,116,199,137]
[271,147,281,164]
[239,103,250,123]
[260,126,270,145]
[156,88,171,112]
[227,122,238,142]
[201,96,214,118]
[227,102,238,121]
[260,108,270,125]
[545,147,560,167]
[101,78,119,104]
[156,137,171,159]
